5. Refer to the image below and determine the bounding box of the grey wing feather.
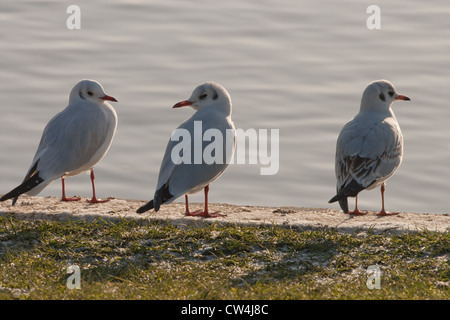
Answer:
[30,104,111,181]
[335,117,403,191]
[154,108,235,203]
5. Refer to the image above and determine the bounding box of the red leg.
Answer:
[86,169,110,204]
[184,185,226,218]
[61,176,81,202]
[348,195,367,215]
[185,193,202,216]
[376,183,399,216]
[184,195,192,216]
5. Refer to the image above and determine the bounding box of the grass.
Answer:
[0,214,448,299]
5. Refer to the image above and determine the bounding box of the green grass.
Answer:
[0,214,448,299]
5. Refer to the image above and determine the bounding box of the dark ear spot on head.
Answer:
[212,90,218,100]
[79,91,85,100]
[379,93,385,102]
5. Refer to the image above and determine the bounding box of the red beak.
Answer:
[395,94,410,101]
[173,100,193,108]
[101,95,118,102]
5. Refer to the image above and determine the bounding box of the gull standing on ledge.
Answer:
[0,79,118,205]
[328,80,410,215]
[136,82,236,217]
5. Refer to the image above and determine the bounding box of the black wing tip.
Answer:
[11,197,19,206]
[137,184,175,214]
[333,180,366,199]
[1,193,16,203]
[1,194,17,204]
[339,198,349,213]
[329,195,349,213]
[146,184,174,213]
[328,195,340,204]
[136,200,154,214]
[0,172,44,203]
[329,179,367,213]
[1,193,22,205]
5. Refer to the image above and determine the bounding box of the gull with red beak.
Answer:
[328,80,410,215]
[1,79,118,205]
[137,82,236,217]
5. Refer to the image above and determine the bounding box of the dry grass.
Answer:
[0,215,448,300]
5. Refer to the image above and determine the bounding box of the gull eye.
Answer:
[388,91,394,97]
[199,93,207,100]
[87,91,93,97]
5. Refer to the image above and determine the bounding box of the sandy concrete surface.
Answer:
[0,196,448,234]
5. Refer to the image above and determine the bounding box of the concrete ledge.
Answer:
[0,196,448,234]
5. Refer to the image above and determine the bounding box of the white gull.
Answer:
[328,80,410,215]
[136,82,236,217]
[1,79,118,204]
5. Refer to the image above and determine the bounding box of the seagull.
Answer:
[328,80,410,216]
[0,79,118,205]
[136,82,236,217]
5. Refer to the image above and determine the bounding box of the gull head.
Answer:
[70,79,117,104]
[173,82,232,115]
[360,79,410,112]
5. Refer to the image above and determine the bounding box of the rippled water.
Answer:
[1,0,449,214]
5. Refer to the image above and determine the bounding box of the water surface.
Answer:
[1,1,449,214]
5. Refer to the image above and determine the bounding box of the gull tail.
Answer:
[136,183,174,214]
[1,172,44,204]
[328,179,366,213]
